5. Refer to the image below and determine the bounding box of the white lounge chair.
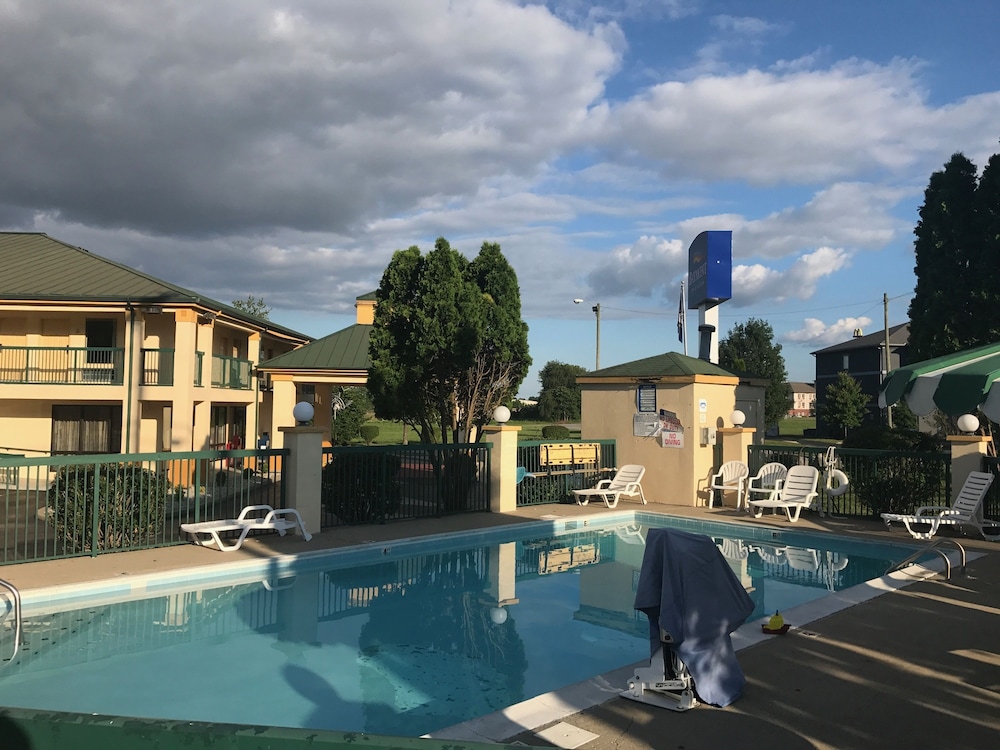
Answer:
[572,464,646,509]
[881,471,996,540]
[180,504,313,552]
[707,461,750,509]
[748,465,820,522]
[746,462,788,505]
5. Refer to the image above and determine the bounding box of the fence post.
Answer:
[279,425,324,534]
[482,424,520,513]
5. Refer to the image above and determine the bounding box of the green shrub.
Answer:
[46,463,171,553]
[853,455,947,516]
[541,424,571,439]
[843,426,943,452]
[359,424,380,445]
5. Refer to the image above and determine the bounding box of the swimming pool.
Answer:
[0,512,932,738]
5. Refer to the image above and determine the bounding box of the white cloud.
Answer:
[784,316,874,347]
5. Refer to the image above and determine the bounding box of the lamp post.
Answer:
[573,299,601,370]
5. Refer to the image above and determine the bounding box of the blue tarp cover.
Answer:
[634,527,755,707]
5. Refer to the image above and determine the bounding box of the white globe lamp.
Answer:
[293,401,315,425]
[493,405,511,424]
[730,409,746,427]
[957,413,980,434]
[489,606,509,625]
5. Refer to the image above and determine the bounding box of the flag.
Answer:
[677,285,684,343]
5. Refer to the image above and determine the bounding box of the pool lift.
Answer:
[623,629,698,711]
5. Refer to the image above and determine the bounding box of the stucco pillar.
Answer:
[270,376,297,449]
[279,426,324,534]
[718,426,754,466]
[947,434,990,522]
[482,424,520,513]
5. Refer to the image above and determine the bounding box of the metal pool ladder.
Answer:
[0,577,22,665]
[886,538,966,581]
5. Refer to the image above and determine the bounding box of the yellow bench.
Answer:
[530,442,606,477]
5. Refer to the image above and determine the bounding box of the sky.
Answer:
[3,0,1000,398]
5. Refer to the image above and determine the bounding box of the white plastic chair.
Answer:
[707,461,750,509]
[746,462,788,506]
[747,465,820,522]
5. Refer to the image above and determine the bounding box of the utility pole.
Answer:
[884,292,893,428]
[592,302,601,370]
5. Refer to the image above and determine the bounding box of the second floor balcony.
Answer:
[0,346,125,385]
[0,346,254,391]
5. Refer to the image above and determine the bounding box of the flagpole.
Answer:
[679,281,688,356]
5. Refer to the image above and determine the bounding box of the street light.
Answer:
[573,299,601,370]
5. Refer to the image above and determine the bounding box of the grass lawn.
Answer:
[777,416,815,437]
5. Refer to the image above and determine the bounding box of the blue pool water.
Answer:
[0,513,927,737]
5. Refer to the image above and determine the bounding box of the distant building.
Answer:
[811,324,910,436]
[787,382,816,417]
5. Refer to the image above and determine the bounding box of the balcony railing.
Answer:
[140,348,174,386]
[0,346,125,385]
[211,354,253,390]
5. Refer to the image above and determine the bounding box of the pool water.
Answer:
[0,514,926,737]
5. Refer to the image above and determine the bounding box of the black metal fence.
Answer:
[747,445,952,519]
[320,443,491,526]
[0,448,286,564]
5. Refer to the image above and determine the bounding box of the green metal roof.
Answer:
[259,323,371,371]
[579,352,739,379]
[0,232,310,341]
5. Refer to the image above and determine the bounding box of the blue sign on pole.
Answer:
[687,231,732,308]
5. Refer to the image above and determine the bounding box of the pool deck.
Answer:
[4,502,1000,749]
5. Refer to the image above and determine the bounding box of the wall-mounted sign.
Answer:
[659,409,684,449]
[637,384,657,413]
[633,413,660,437]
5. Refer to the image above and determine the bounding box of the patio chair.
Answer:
[745,462,788,505]
[572,464,646,509]
[707,461,750,509]
[880,471,996,540]
[180,504,313,552]
[747,465,820,522]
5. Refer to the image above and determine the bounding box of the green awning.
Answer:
[878,341,1000,419]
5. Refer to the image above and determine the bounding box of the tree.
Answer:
[232,294,271,320]
[907,153,981,361]
[821,371,869,439]
[368,238,530,445]
[536,361,587,422]
[718,318,791,428]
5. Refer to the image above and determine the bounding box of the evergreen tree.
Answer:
[718,318,791,428]
[231,294,271,319]
[908,153,984,360]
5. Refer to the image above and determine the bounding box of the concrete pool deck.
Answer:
[4,502,1000,749]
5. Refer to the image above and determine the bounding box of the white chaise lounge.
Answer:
[881,471,996,541]
[181,504,313,552]
[572,464,646,509]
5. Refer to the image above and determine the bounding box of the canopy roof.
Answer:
[877,341,1000,420]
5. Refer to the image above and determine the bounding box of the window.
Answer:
[51,405,122,454]
[85,319,115,364]
[842,354,849,370]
